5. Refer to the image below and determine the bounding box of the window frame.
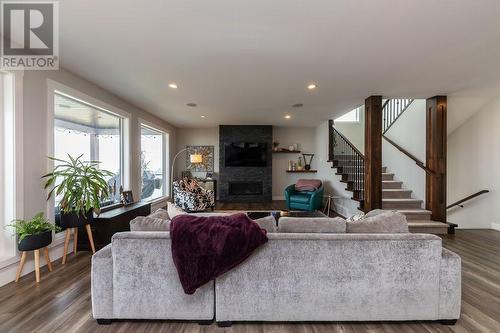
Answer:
[138,119,170,203]
[46,80,131,237]
[335,107,360,123]
[0,70,24,268]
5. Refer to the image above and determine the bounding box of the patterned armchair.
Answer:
[173,178,215,212]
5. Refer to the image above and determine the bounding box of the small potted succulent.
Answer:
[42,154,114,228]
[7,213,60,251]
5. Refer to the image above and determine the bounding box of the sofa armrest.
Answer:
[439,248,461,320]
[284,185,295,209]
[310,185,324,209]
[91,244,113,319]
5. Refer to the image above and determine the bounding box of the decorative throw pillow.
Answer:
[347,212,365,222]
[346,211,409,233]
[148,208,169,220]
[167,202,187,219]
[130,216,170,231]
[278,217,346,233]
[364,209,397,219]
[253,215,277,233]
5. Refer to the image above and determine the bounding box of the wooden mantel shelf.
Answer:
[286,170,317,173]
[273,150,301,154]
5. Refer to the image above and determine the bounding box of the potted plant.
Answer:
[42,154,114,228]
[7,213,60,251]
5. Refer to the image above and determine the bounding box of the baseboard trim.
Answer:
[491,222,500,231]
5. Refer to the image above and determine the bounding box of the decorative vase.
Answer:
[297,157,303,170]
[302,153,314,171]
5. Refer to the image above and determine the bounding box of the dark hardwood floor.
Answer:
[215,200,287,211]
[1,229,500,332]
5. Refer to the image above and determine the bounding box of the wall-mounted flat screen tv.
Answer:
[225,142,267,167]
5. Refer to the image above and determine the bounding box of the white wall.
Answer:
[334,106,365,154]
[272,127,316,199]
[448,97,500,230]
[0,68,177,287]
[383,99,426,202]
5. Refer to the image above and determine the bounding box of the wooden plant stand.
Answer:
[15,247,53,283]
[62,225,95,264]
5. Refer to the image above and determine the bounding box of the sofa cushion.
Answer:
[278,217,346,233]
[167,202,187,219]
[148,208,170,220]
[289,193,312,204]
[130,216,170,231]
[253,215,277,233]
[346,211,409,233]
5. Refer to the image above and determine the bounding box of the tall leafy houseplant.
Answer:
[42,154,114,228]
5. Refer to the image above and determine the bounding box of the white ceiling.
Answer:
[59,0,500,128]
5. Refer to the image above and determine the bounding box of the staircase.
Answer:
[329,98,450,235]
[330,153,448,234]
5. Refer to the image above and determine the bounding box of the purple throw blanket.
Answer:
[170,213,268,294]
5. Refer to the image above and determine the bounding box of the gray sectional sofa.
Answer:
[91,213,461,326]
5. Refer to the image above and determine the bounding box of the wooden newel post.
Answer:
[364,96,383,212]
[426,96,447,222]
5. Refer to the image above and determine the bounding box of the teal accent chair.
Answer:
[284,184,324,212]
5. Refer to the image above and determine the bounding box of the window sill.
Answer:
[149,196,169,206]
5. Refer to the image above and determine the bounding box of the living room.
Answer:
[1,1,500,332]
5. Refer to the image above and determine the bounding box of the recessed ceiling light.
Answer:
[201,115,206,118]
[168,83,178,89]
[307,83,317,90]
[186,103,197,107]
[292,103,303,108]
[284,114,291,119]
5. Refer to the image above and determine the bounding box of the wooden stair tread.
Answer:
[408,220,448,235]
[383,198,422,203]
[397,209,432,214]
[383,189,411,192]
[408,220,448,226]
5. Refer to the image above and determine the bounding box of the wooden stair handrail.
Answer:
[447,190,489,209]
[332,125,365,159]
[382,135,436,175]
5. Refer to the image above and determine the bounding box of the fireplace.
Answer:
[229,182,263,196]
[219,125,272,202]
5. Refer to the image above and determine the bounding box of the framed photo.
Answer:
[121,190,134,205]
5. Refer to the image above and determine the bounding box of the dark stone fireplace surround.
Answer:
[219,125,272,202]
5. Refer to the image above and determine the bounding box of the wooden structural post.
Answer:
[364,96,383,212]
[426,96,447,222]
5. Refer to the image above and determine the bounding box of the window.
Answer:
[1,71,16,261]
[335,107,360,123]
[54,93,123,227]
[140,124,168,201]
